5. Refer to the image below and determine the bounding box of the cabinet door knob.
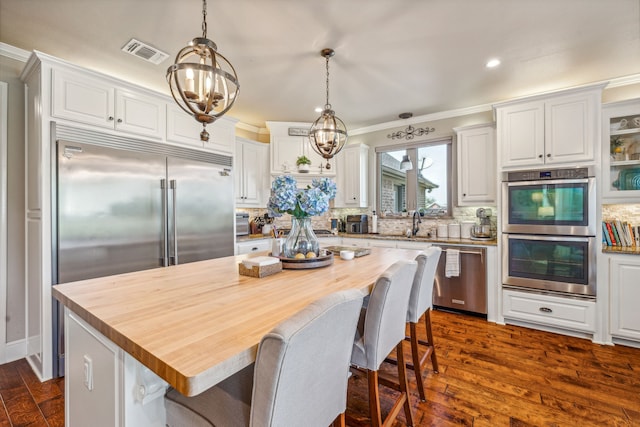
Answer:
[108,116,114,121]
[539,307,553,313]
[117,118,123,123]
[546,153,551,158]
[538,154,543,158]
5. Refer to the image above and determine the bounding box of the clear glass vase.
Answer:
[283,217,319,258]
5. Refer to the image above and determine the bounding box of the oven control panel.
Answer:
[504,167,591,182]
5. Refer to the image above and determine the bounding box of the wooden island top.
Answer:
[53,247,422,396]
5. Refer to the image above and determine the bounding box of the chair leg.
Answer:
[332,412,346,427]
[396,343,414,427]
[409,322,427,402]
[424,309,439,373]
[367,370,383,427]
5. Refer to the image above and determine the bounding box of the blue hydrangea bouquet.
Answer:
[267,175,337,258]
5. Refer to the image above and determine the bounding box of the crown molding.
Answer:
[605,73,640,88]
[349,103,493,136]
[0,43,30,62]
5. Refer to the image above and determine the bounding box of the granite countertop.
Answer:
[237,232,497,246]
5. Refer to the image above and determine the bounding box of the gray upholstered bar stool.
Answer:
[165,289,364,427]
[406,247,442,401]
[350,259,418,427]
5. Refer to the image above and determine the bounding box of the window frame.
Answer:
[375,136,453,218]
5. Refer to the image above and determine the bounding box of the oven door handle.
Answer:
[505,177,591,186]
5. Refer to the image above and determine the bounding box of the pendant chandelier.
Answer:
[309,48,347,170]
[166,0,239,142]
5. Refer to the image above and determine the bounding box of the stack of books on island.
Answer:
[602,220,640,247]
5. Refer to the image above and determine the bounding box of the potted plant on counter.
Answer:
[296,155,312,173]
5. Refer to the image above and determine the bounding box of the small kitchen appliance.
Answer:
[470,208,493,239]
[346,214,369,234]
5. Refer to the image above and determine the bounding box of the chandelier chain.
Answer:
[325,54,330,109]
[202,0,208,38]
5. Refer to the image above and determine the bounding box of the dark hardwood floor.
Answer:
[346,310,640,426]
[0,358,64,427]
[0,309,639,426]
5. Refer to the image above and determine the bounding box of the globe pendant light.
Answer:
[166,0,239,142]
[309,48,347,170]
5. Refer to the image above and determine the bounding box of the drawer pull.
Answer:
[539,307,553,313]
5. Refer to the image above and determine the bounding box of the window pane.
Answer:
[380,150,407,214]
[417,144,448,216]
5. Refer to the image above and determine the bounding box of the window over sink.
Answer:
[375,137,452,217]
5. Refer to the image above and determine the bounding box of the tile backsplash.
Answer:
[603,204,640,223]
[237,205,497,236]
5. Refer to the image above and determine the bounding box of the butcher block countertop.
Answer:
[53,247,422,397]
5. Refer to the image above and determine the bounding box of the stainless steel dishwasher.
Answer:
[433,245,487,315]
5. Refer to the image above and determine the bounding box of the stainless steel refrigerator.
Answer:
[52,126,234,377]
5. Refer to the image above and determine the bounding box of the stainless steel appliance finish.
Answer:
[501,166,597,298]
[346,214,368,234]
[502,167,596,236]
[52,126,234,377]
[433,245,487,315]
[502,234,596,297]
[236,213,250,236]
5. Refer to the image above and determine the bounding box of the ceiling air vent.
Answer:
[121,38,170,65]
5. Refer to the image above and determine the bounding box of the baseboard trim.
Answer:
[2,338,26,364]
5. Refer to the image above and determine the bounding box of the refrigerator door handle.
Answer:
[170,179,178,265]
[161,179,169,267]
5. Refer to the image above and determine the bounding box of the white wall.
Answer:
[0,46,28,360]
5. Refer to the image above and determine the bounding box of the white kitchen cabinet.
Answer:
[166,103,237,154]
[601,99,640,203]
[235,138,268,206]
[267,121,335,175]
[502,289,596,333]
[610,255,640,343]
[335,144,369,208]
[455,124,496,205]
[495,84,604,169]
[236,239,272,255]
[52,68,165,139]
[21,51,236,381]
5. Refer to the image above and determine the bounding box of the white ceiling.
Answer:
[1,0,640,131]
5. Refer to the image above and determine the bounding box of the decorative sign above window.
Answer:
[288,127,310,137]
[387,125,436,140]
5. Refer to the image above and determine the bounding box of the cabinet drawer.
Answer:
[502,289,595,332]
[236,239,271,255]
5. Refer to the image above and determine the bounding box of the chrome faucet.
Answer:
[412,211,421,236]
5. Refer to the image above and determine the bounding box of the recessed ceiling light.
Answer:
[486,58,501,68]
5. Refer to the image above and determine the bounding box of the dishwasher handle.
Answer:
[438,247,485,264]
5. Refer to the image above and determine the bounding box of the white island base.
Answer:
[66,309,168,426]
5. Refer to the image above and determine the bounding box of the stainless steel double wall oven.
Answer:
[501,167,597,298]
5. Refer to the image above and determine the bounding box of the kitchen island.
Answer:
[53,247,422,426]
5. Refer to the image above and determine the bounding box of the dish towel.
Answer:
[445,249,460,278]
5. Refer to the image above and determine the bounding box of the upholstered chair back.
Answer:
[353,260,417,370]
[250,289,364,427]
[407,247,442,323]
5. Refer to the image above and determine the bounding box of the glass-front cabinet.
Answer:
[603,99,640,202]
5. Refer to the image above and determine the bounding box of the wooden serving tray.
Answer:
[278,252,334,269]
[323,246,371,258]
